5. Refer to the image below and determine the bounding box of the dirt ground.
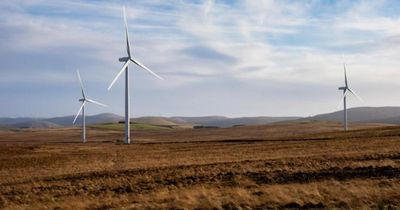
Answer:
[0,121,399,209]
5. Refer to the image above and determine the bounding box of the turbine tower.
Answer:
[338,64,363,131]
[108,6,164,144]
[73,70,107,143]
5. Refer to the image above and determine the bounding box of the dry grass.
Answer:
[0,121,399,209]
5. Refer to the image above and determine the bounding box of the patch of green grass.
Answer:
[91,123,172,131]
[0,125,10,131]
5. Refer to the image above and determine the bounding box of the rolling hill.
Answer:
[0,113,124,129]
[133,117,180,126]
[11,120,62,129]
[4,106,400,129]
[171,116,300,127]
[169,116,229,125]
[47,113,123,126]
[0,117,39,125]
[307,106,400,124]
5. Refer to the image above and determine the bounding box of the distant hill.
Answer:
[0,117,40,125]
[48,113,123,126]
[11,120,62,129]
[4,106,400,129]
[170,116,300,128]
[0,113,123,128]
[307,106,400,124]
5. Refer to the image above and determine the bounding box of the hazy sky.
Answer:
[1,0,400,118]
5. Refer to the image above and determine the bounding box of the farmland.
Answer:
[0,121,399,209]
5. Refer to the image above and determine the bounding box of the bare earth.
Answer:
[0,121,399,209]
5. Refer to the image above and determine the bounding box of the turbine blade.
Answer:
[348,88,364,102]
[131,58,164,80]
[77,70,86,98]
[73,102,85,124]
[87,98,107,107]
[337,90,348,109]
[344,64,348,87]
[108,60,131,90]
[123,6,131,57]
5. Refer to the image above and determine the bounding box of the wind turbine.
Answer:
[107,6,164,144]
[338,64,363,131]
[73,70,107,143]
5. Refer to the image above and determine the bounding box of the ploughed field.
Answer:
[0,121,399,209]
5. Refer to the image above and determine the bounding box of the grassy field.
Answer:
[0,121,399,209]
[90,122,174,131]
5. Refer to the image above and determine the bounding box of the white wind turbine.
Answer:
[107,6,164,144]
[73,70,107,143]
[338,64,363,131]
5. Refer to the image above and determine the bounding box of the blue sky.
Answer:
[1,0,400,118]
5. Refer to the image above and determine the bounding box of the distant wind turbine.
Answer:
[73,70,107,143]
[338,64,363,131]
[107,6,164,144]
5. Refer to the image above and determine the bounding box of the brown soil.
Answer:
[0,121,399,209]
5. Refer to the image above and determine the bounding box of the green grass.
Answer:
[0,125,10,131]
[90,123,173,131]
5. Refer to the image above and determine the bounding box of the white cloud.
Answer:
[2,0,400,117]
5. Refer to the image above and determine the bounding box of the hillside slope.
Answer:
[307,107,400,123]
[171,116,300,127]
[11,120,62,129]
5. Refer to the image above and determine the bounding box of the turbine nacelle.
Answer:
[79,98,85,102]
[338,87,347,90]
[119,57,130,62]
